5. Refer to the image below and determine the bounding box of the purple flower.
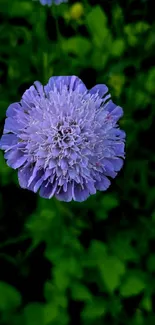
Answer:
[39,0,67,6]
[0,76,125,202]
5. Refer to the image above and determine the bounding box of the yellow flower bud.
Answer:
[70,2,84,20]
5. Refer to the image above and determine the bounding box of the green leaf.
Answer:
[102,194,119,210]
[62,37,91,56]
[99,256,125,292]
[134,90,150,108]
[141,295,152,312]
[86,6,111,47]
[82,298,106,320]
[44,282,67,308]
[24,303,44,325]
[88,240,107,266]
[124,25,137,46]
[44,281,54,302]
[111,39,125,57]
[96,195,119,220]
[5,1,33,18]
[120,275,146,297]
[112,5,124,27]
[133,309,144,325]
[54,268,70,291]
[45,245,64,263]
[26,209,55,245]
[71,283,92,302]
[0,282,22,311]
[53,257,83,291]
[108,297,122,316]
[135,21,150,33]
[110,233,138,262]
[44,302,58,324]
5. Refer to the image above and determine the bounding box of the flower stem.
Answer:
[0,234,29,250]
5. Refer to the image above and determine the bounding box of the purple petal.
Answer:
[102,159,117,178]
[86,181,96,195]
[72,183,90,202]
[18,164,44,192]
[34,81,44,96]
[18,164,32,188]
[33,175,45,193]
[6,103,22,118]
[39,181,58,199]
[49,159,56,168]
[27,165,39,187]
[0,134,18,150]
[113,143,125,156]
[109,129,126,139]
[21,83,42,109]
[55,183,73,202]
[4,117,22,134]
[108,157,124,171]
[28,169,44,192]
[52,148,60,157]
[44,76,87,94]
[105,101,123,121]
[59,158,68,169]
[89,84,109,98]
[95,176,111,191]
[6,150,27,169]
[22,85,35,102]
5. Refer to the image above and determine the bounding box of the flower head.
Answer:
[39,0,67,6]
[0,76,125,202]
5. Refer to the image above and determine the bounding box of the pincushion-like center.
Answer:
[19,87,104,170]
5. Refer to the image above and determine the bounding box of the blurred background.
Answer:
[0,0,155,324]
